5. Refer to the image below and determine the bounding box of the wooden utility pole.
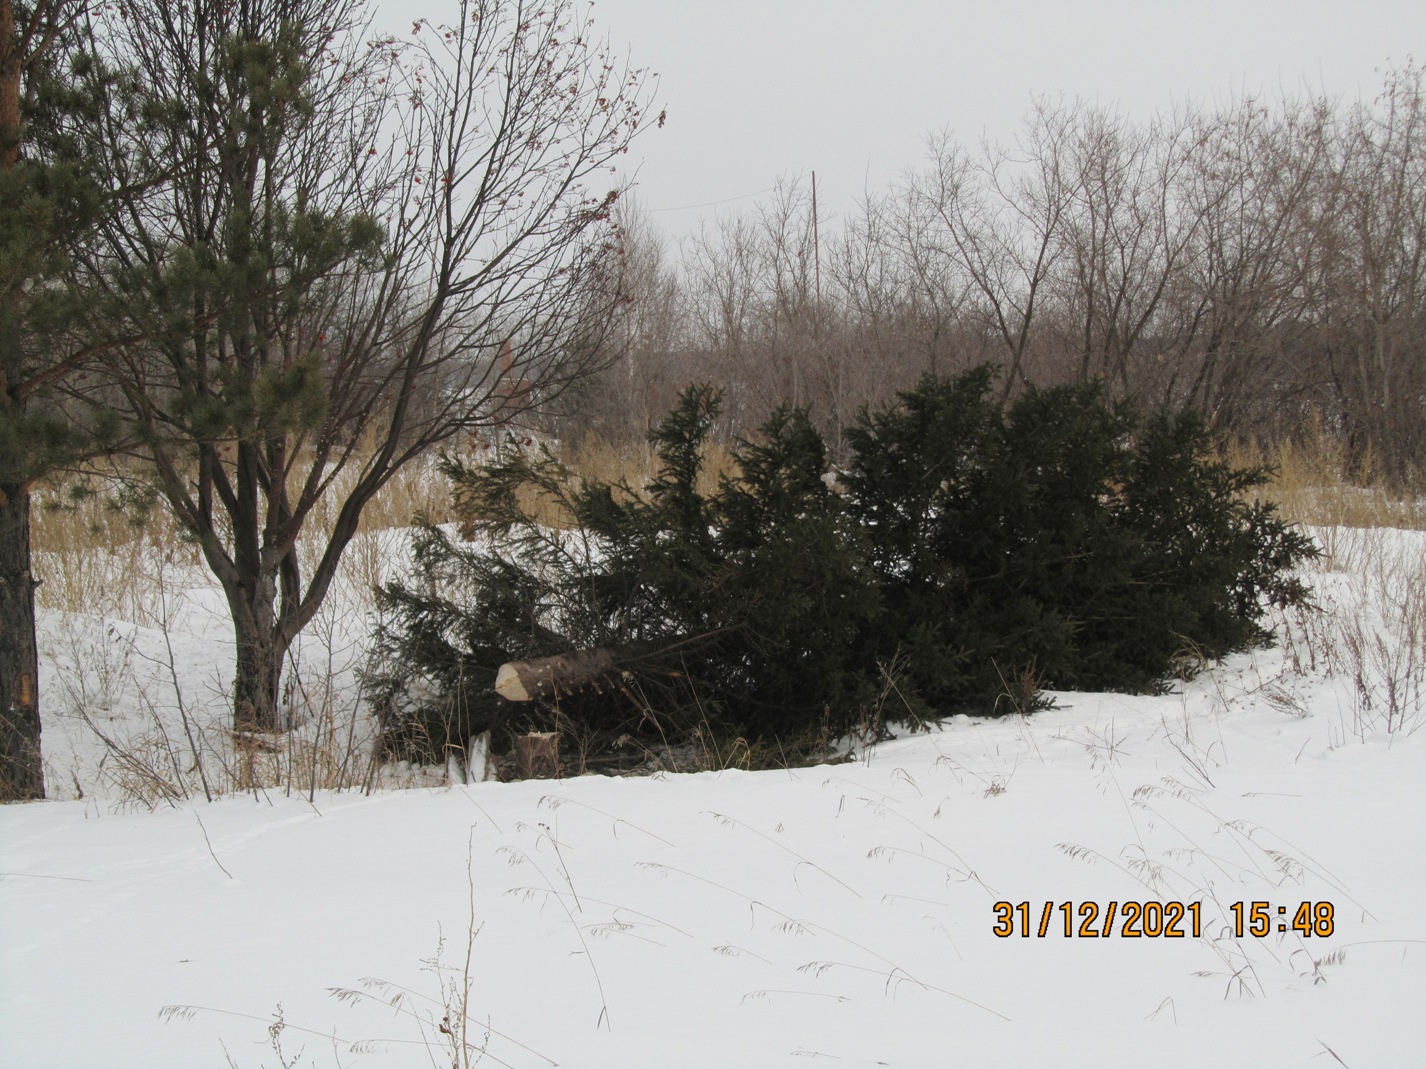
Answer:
[811,170,822,324]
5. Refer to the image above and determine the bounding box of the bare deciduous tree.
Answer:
[587,74,1422,486]
[1168,95,1331,432]
[564,195,687,449]
[72,0,655,730]
[906,107,1075,401]
[1049,104,1201,392]
[1320,62,1426,475]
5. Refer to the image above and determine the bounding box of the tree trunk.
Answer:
[495,647,626,702]
[229,585,287,733]
[494,634,719,702]
[0,0,44,800]
[0,0,20,173]
[223,444,297,733]
[514,731,560,779]
[0,481,44,799]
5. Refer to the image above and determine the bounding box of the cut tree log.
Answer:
[494,647,627,702]
[493,630,733,704]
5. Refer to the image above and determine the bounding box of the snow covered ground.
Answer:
[2,525,1423,1068]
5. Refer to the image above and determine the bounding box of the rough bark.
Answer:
[514,732,560,780]
[495,631,728,704]
[495,648,625,703]
[0,0,19,171]
[0,0,42,800]
[0,482,43,800]
[231,608,284,733]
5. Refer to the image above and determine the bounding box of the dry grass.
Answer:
[562,433,736,497]
[32,447,461,618]
[31,425,1417,620]
[1269,526,1425,739]
[1216,430,1425,740]
[31,470,199,622]
[1225,427,1425,531]
[441,431,739,533]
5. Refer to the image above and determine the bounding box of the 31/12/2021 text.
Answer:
[992,901,1337,939]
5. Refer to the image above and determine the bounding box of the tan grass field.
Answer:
[34,428,1422,612]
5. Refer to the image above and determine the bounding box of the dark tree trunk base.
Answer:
[232,615,285,734]
[0,484,44,800]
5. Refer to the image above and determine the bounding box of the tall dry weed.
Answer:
[563,432,736,497]
[1225,424,1424,531]
[1270,526,1425,738]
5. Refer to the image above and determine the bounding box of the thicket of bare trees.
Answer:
[582,67,1424,481]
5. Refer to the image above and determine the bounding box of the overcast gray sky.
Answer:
[379,1,1425,235]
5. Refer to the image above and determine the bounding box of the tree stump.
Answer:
[514,731,561,780]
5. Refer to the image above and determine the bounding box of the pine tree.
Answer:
[373,388,881,763]
[1,0,114,800]
[375,372,1317,770]
[844,367,1319,710]
[63,0,653,731]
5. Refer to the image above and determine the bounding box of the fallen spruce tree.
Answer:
[369,367,1316,771]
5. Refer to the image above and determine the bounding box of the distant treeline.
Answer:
[573,65,1424,482]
